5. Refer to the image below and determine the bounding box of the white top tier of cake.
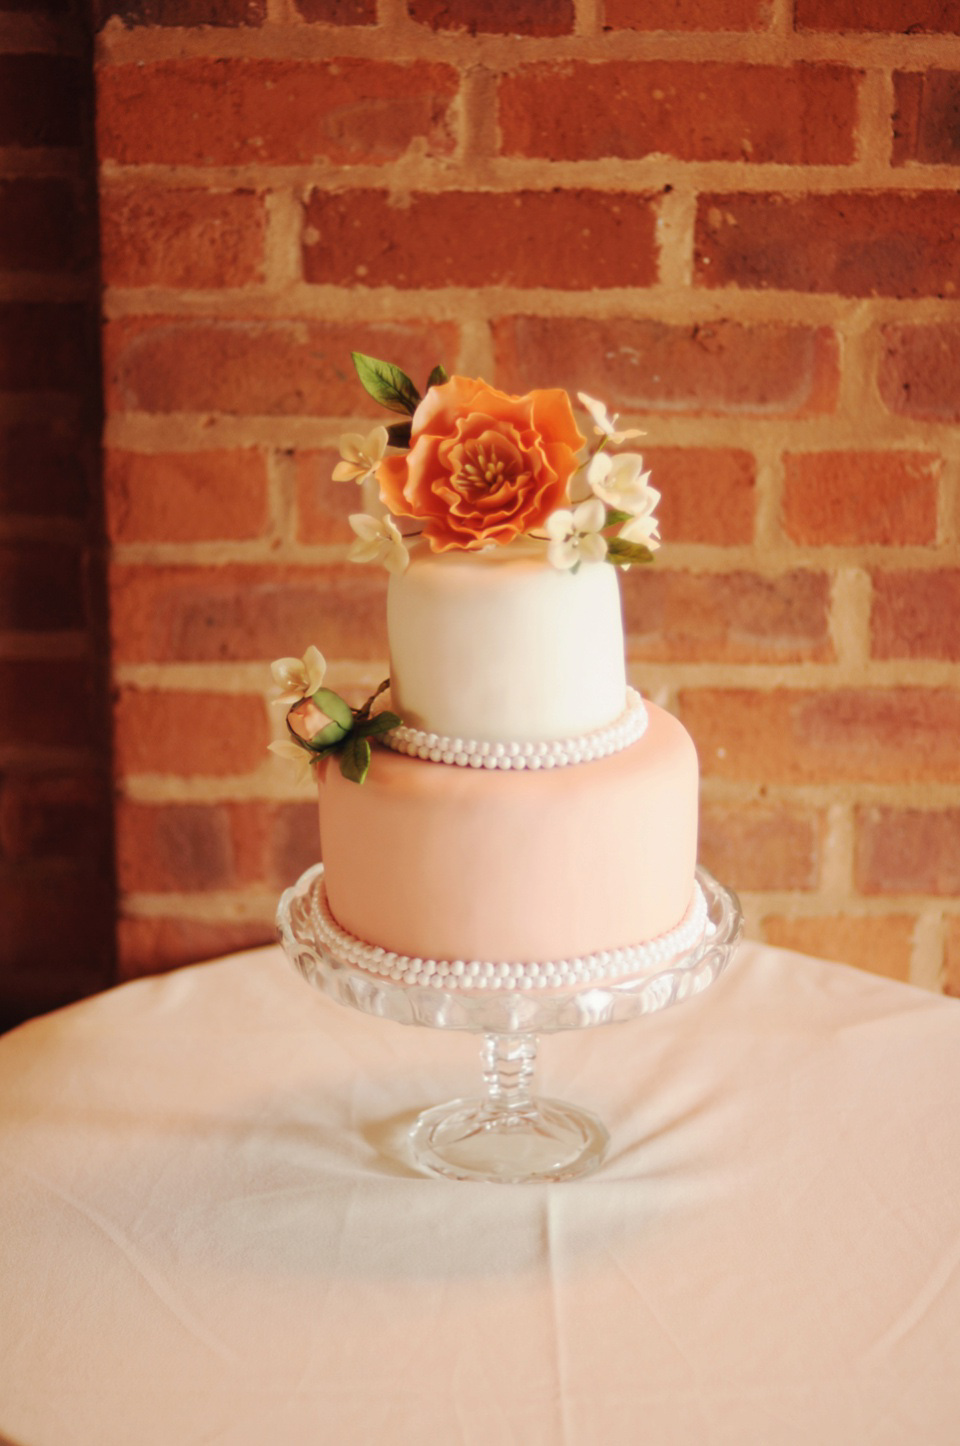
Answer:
[386,543,627,743]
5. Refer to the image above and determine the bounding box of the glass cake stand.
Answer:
[277,864,742,1185]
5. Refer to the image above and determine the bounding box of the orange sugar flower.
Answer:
[376,376,585,552]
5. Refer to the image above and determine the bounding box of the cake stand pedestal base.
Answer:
[408,1032,608,1184]
[277,864,743,1184]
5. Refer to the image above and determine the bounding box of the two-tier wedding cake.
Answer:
[270,356,704,993]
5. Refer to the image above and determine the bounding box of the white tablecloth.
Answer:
[1,941,958,1446]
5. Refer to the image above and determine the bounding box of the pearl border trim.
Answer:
[382,688,648,770]
[310,880,708,992]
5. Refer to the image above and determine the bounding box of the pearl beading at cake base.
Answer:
[311,880,708,992]
[382,688,648,770]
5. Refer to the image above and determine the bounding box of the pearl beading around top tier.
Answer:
[311,879,709,992]
[383,687,648,770]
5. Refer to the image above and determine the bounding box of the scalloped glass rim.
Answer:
[277,864,743,1036]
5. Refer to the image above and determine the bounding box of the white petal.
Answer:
[269,738,308,762]
[384,537,410,574]
[573,496,607,534]
[268,739,314,783]
[547,537,578,570]
[338,432,367,464]
[270,656,305,689]
[545,508,575,541]
[577,392,615,436]
[619,514,661,549]
[302,645,327,694]
[365,424,389,462]
[579,531,609,563]
[332,460,362,482]
[348,536,382,564]
[587,451,613,485]
[349,512,383,542]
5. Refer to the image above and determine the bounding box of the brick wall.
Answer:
[95,0,960,993]
[1,0,114,1027]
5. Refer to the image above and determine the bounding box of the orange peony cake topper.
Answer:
[341,353,661,572]
[270,355,661,783]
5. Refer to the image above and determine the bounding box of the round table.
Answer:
[1,940,958,1445]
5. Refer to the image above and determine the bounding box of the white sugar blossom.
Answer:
[577,392,646,446]
[348,513,409,574]
[618,502,662,553]
[545,497,609,571]
[586,450,659,519]
[270,645,327,707]
[333,425,389,484]
[267,737,315,784]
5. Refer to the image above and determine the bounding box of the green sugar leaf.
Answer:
[427,363,449,388]
[354,710,403,739]
[605,507,634,526]
[339,733,372,785]
[606,538,656,568]
[351,353,422,416]
[386,420,412,448]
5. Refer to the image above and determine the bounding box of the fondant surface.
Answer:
[387,544,627,742]
[318,703,699,965]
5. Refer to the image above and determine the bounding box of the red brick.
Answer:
[105,449,269,543]
[103,317,458,416]
[678,687,960,784]
[94,0,265,26]
[0,303,90,391]
[295,0,375,18]
[878,324,960,422]
[227,799,318,887]
[945,918,960,997]
[871,570,960,662]
[295,449,356,545]
[0,661,99,751]
[0,541,83,631]
[695,191,960,299]
[782,452,939,546]
[622,569,833,663]
[117,915,273,981]
[0,770,111,864]
[302,189,657,290]
[893,71,960,166]
[762,915,914,983]
[96,59,458,166]
[699,801,823,891]
[604,0,771,28]
[114,689,269,777]
[116,798,316,893]
[0,179,89,274]
[856,806,960,896]
[109,563,388,663]
[493,316,839,418]
[0,423,90,518]
[409,0,573,33]
[0,55,82,148]
[645,448,755,544]
[100,186,267,290]
[499,62,858,164]
[796,0,960,33]
[116,800,234,892]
